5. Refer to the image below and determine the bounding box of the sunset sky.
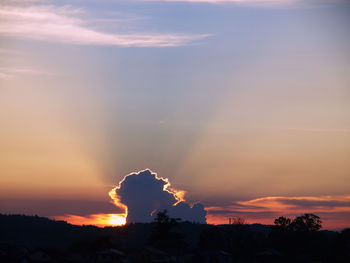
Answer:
[0,0,349,230]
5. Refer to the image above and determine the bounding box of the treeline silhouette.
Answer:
[0,212,349,263]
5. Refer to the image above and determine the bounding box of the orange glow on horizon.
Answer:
[56,175,350,230]
[108,214,127,226]
[54,213,126,227]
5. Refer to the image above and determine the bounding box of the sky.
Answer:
[0,0,349,230]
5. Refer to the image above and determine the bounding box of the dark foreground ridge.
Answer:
[0,213,349,263]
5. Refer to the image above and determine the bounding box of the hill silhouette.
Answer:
[1,214,349,263]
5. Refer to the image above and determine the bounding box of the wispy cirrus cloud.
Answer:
[144,0,296,3]
[236,195,350,213]
[143,0,341,8]
[206,195,350,229]
[0,67,52,79]
[260,126,350,133]
[207,195,350,214]
[0,5,209,47]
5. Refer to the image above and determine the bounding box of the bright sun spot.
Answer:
[108,214,126,226]
[54,213,127,227]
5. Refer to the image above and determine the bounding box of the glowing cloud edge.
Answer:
[108,168,187,224]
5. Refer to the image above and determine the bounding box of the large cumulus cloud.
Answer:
[110,169,207,223]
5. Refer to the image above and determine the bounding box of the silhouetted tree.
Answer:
[232,217,246,225]
[274,216,291,230]
[270,214,324,262]
[273,214,322,233]
[148,210,185,250]
[153,210,181,236]
[290,213,322,232]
